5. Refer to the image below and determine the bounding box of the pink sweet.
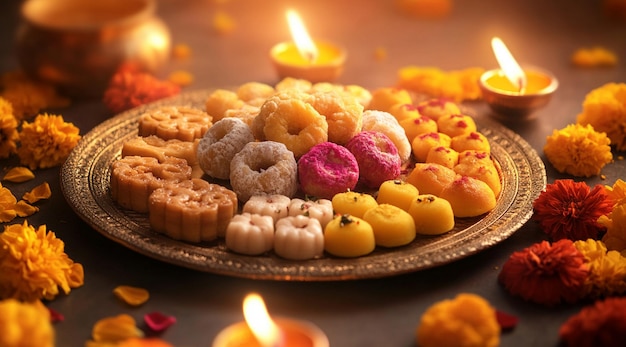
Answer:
[345,131,402,188]
[298,142,359,199]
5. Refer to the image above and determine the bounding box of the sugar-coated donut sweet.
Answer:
[252,91,329,157]
[230,141,298,202]
[345,131,402,188]
[298,142,359,199]
[361,110,412,163]
[196,117,254,180]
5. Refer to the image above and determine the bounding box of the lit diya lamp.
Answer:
[479,37,559,120]
[212,293,329,347]
[270,9,346,83]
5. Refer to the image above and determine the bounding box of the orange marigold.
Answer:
[103,68,181,114]
[0,71,70,120]
[498,239,590,306]
[0,221,84,301]
[577,83,626,151]
[544,123,613,177]
[0,299,54,347]
[396,66,485,102]
[0,97,18,159]
[559,297,626,347]
[17,113,81,170]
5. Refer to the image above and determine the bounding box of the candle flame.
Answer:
[491,37,527,93]
[243,293,283,347]
[286,9,319,63]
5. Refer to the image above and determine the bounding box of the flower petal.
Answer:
[113,285,150,306]
[3,167,35,183]
[144,311,176,332]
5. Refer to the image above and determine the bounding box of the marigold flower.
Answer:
[532,179,613,241]
[605,178,626,206]
[17,113,81,170]
[544,123,613,177]
[577,82,626,151]
[416,293,500,347]
[0,299,54,347]
[0,71,70,120]
[2,166,35,183]
[600,203,626,255]
[0,221,84,301]
[574,239,626,297]
[498,239,589,306]
[0,97,18,159]
[559,297,626,347]
[103,68,181,114]
[396,66,485,102]
[571,46,618,67]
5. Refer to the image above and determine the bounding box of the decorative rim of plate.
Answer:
[61,89,546,281]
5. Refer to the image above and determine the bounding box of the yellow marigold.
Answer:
[574,239,626,298]
[0,97,18,159]
[605,178,626,206]
[577,83,626,151]
[416,293,500,347]
[17,113,81,170]
[0,183,18,222]
[0,220,84,301]
[0,71,70,120]
[600,203,626,256]
[0,299,54,347]
[396,66,485,102]
[543,123,613,177]
[571,46,618,68]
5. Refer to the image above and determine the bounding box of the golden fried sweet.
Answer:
[138,106,212,142]
[411,132,452,162]
[110,155,192,213]
[440,175,497,217]
[122,135,202,178]
[148,178,237,242]
[205,89,245,122]
[406,162,457,196]
[450,131,491,153]
[252,92,328,157]
[425,146,459,169]
[437,114,477,138]
[309,90,363,145]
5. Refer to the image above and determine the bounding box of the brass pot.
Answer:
[16,0,171,98]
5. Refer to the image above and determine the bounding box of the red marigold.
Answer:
[533,179,613,241]
[498,239,589,306]
[103,66,180,114]
[559,297,626,347]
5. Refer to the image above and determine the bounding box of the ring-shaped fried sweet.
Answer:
[230,141,298,202]
[309,90,363,145]
[196,117,254,180]
[261,97,328,158]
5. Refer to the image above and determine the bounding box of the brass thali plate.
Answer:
[61,90,546,281]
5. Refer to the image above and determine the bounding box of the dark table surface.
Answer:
[1,0,626,346]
